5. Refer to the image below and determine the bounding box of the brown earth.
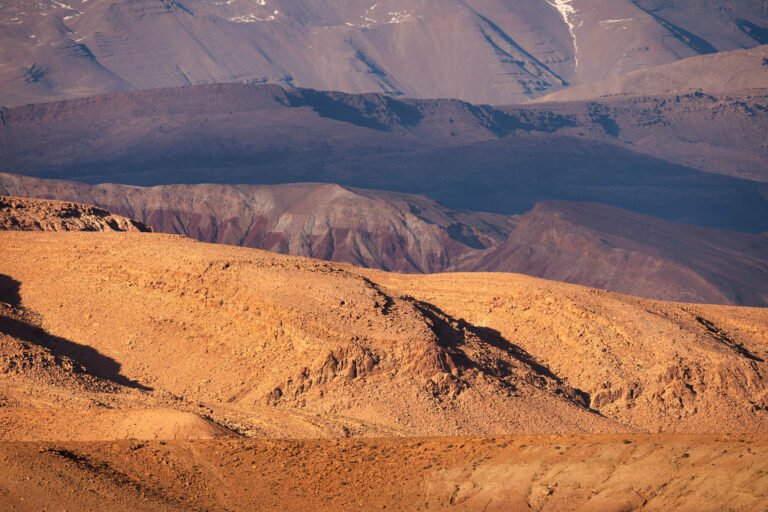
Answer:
[2,178,766,306]
[1,230,766,438]
[1,435,766,511]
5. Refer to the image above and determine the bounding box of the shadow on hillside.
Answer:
[0,273,22,306]
[410,298,594,410]
[0,274,152,391]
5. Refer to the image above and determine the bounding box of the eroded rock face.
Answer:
[0,176,513,273]
[370,270,768,434]
[0,196,151,233]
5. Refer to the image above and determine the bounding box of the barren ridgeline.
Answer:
[0,0,765,106]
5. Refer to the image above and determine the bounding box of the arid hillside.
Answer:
[3,177,766,307]
[462,201,768,307]
[2,436,766,511]
[530,90,768,183]
[1,201,767,510]
[0,178,514,273]
[1,2,766,508]
[536,45,768,102]
[1,229,766,437]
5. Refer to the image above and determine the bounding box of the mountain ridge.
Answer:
[535,45,768,103]
[1,83,766,231]
[1,2,767,509]
[3,177,766,307]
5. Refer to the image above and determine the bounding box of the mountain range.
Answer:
[2,200,767,440]
[1,199,767,509]
[0,0,766,106]
[2,174,767,307]
[1,80,766,226]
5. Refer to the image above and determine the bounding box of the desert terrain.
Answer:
[0,1,766,508]
[0,199,766,509]
[0,195,150,232]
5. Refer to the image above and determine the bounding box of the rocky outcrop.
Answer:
[0,196,151,233]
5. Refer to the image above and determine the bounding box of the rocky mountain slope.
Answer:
[3,177,767,306]
[1,228,766,437]
[536,45,768,102]
[1,84,766,230]
[463,201,768,307]
[0,0,765,106]
[1,3,766,507]
[526,89,768,183]
[0,179,513,273]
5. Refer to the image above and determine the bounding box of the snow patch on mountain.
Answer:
[218,0,274,22]
[230,11,278,23]
[547,0,581,68]
[600,17,633,30]
[345,4,415,28]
